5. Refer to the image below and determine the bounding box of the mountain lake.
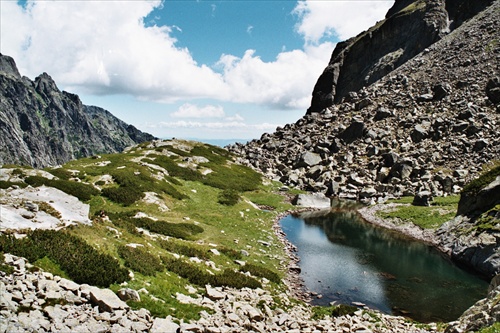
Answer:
[280,210,489,323]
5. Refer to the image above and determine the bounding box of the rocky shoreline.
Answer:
[357,204,444,251]
[1,253,445,333]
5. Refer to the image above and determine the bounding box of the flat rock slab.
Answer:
[0,185,91,230]
[150,317,180,333]
[89,287,129,312]
[294,193,331,208]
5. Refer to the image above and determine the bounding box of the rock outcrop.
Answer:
[437,169,500,279]
[229,0,500,202]
[0,54,155,168]
[307,0,495,113]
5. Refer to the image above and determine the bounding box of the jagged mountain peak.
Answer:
[0,54,156,168]
[307,0,495,113]
[0,53,21,79]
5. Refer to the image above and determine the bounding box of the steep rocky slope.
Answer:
[0,54,155,168]
[308,0,495,113]
[229,0,500,202]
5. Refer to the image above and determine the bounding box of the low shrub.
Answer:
[46,168,73,180]
[158,239,210,259]
[0,180,27,189]
[163,256,216,286]
[106,212,204,239]
[37,202,62,219]
[216,269,262,289]
[203,164,261,192]
[331,304,358,317]
[117,245,164,276]
[133,218,204,239]
[24,176,99,201]
[240,263,281,284]
[0,230,129,287]
[102,186,144,206]
[219,247,242,260]
[144,156,202,182]
[162,256,261,289]
[0,253,14,275]
[218,189,240,206]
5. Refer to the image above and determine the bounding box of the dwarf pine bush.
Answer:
[24,176,99,201]
[117,245,164,276]
[0,230,128,287]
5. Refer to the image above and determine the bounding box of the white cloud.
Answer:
[293,0,394,44]
[225,113,244,122]
[247,25,254,35]
[148,120,279,132]
[171,103,225,118]
[0,0,389,113]
[216,45,333,109]
[145,119,280,139]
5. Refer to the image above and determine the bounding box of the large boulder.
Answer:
[89,287,129,312]
[293,193,331,208]
[457,174,500,217]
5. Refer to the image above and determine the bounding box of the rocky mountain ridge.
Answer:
[308,0,495,113]
[0,54,155,168]
[229,0,500,203]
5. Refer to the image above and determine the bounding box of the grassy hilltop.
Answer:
[0,139,297,320]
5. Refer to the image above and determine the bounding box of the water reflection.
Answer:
[280,211,488,323]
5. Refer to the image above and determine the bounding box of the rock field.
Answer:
[229,1,500,202]
[0,253,447,333]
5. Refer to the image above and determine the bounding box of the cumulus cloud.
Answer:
[293,0,394,44]
[0,0,390,112]
[145,119,279,139]
[171,103,225,118]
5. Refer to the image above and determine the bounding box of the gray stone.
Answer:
[150,317,180,333]
[293,193,330,208]
[205,285,225,301]
[432,83,451,100]
[89,287,129,312]
[413,191,433,206]
[486,77,500,104]
[117,288,140,302]
[59,278,80,291]
[457,175,500,217]
[295,151,322,168]
[374,108,392,121]
[338,121,366,144]
[410,124,428,143]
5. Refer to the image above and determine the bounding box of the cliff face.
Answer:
[308,0,495,113]
[0,54,155,168]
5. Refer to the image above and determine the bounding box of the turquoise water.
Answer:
[280,211,488,323]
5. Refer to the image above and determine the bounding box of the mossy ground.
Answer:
[0,139,295,320]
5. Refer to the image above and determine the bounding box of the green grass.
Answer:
[475,204,500,232]
[33,256,69,278]
[477,322,500,333]
[310,304,358,320]
[379,196,460,229]
[462,165,500,196]
[0,139,294,321]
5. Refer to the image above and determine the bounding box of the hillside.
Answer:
[0,139,447,332]
[229,0,499,202]
[0,54,155,168]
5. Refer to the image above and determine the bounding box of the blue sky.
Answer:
[1,0,393,142]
